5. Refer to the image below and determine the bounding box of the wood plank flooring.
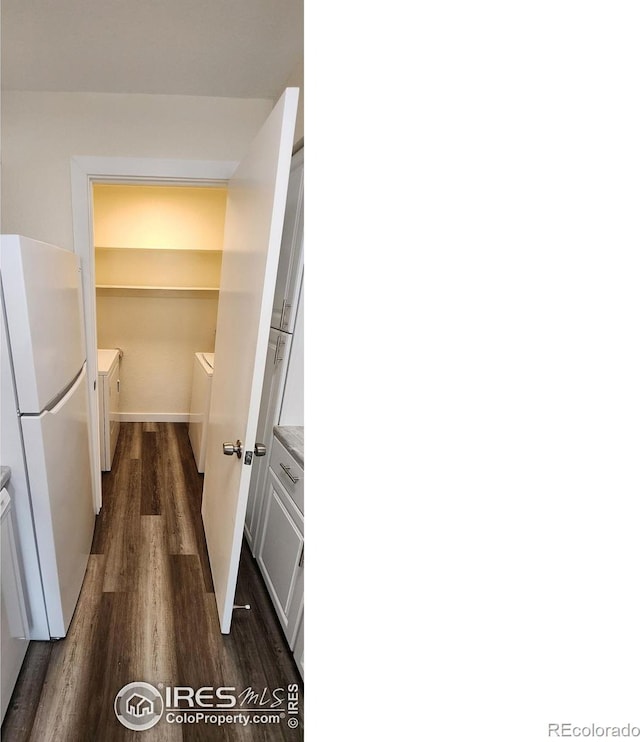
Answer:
[2,423,303,742]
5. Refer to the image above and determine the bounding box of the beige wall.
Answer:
[1,84,303,418]
[0,80,304,248]
[0,91,273,419]
[96,293,217,417]
[93,184,228,251]
[0,91,274,248]
[92,183,226,417]
[94,248,222,289]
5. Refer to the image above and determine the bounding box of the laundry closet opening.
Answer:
[91,183,227,455]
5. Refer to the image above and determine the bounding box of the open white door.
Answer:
[201,88,299,633]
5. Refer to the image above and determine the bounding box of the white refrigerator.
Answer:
[0,234,95,639]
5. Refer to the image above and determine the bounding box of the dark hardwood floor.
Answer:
[1,423,303,742]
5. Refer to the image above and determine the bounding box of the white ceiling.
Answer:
[1,0,303,99]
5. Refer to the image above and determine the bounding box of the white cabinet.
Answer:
[271,147,303,333]
[98,349,121,471]
[1,489,29,722]
[246,147,304,552]
[256,440,304,649]
[248,146,304,672]
[279,279,303,426]
[245,329,291,553]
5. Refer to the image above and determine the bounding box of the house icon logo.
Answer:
[114,682,163,731]
[127,693,154,717]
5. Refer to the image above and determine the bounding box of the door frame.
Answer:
[70,156,237,513]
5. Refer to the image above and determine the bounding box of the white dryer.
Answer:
[188,352,214,473]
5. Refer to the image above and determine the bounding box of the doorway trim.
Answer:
[70,156,238,513]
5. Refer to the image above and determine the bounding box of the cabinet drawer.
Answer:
[270,435,303,514]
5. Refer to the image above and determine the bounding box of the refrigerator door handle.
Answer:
[275,334,286,364]
[281,299,291,330]
[41,364,87,415]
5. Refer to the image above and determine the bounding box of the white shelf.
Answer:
[96,284,219,296]
[94,246,223,253]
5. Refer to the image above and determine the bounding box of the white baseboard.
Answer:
[118,413,191,423]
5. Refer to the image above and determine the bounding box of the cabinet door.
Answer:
[257,470,304,646]
[244,329,290,554]
[1,495,30,721]
[271,148,304,332]
[293,611,304,680]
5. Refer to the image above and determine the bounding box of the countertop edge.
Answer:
[273,426,304,468]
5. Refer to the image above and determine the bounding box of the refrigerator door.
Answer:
[1,302,50,639]
[20,363,95,638]
[0,235,86,414]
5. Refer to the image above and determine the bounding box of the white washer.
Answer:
[188,352,214,473]
[98,349,121,471]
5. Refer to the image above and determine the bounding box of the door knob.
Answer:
[254,443,267,457]
[223,440,243,458]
